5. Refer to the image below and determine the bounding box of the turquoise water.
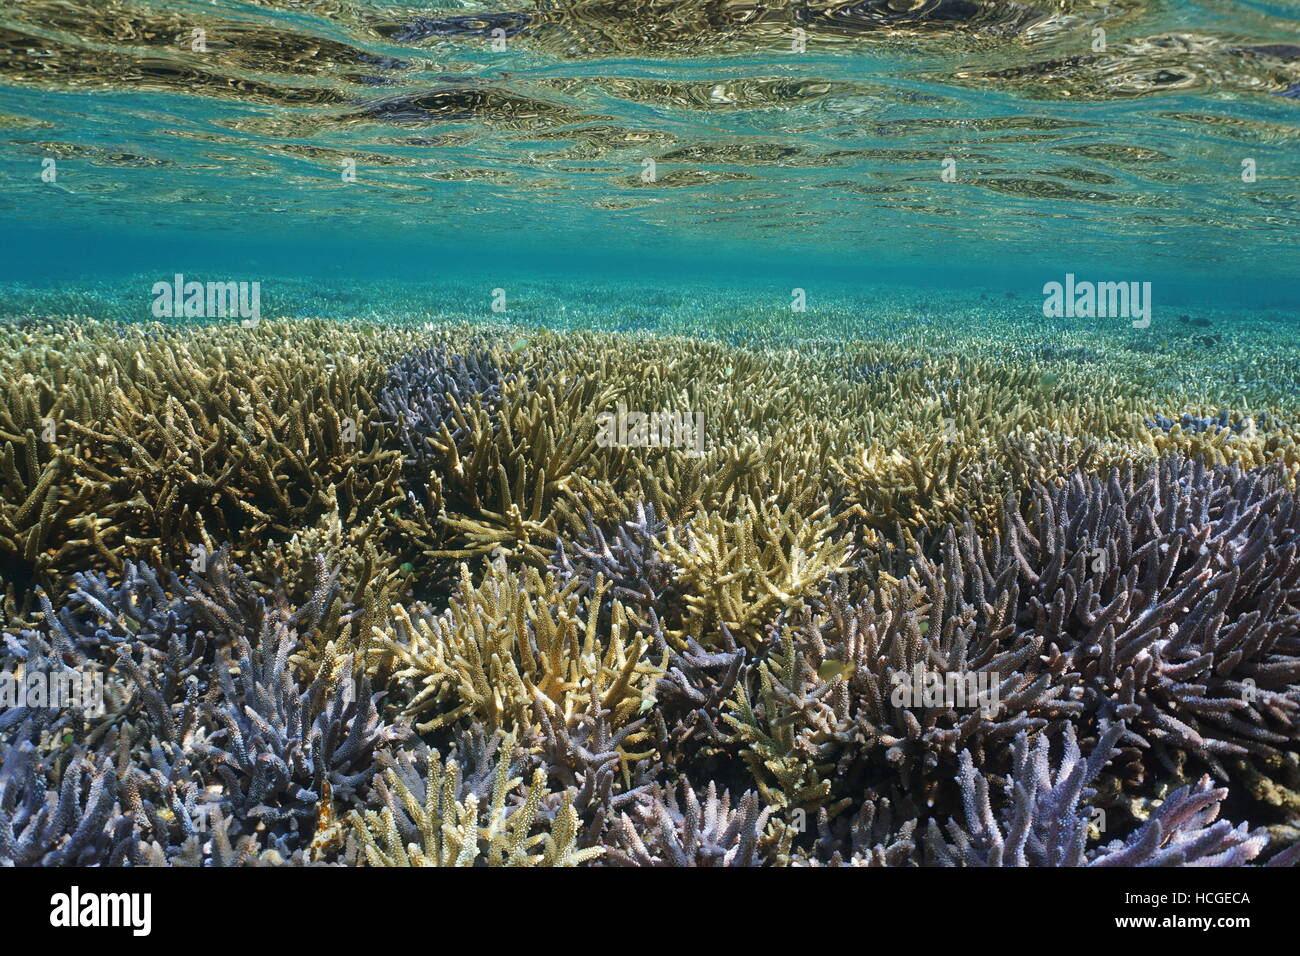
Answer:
[5,1,1300,879]
[1,0,1298,301]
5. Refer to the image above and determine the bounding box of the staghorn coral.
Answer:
[378,340,516,469]
[1145,409,1268,436]
[735,453,1298,818]
[994,455,1300,776]
[792,721,1280,867]
[933,722,1270,867]
[0,319,427,613]
[658,499,850,651]
[721,567,1081,813]
[0,374,121,605]
[346,729,602,866]
[2,548,409,864]
[0,733,135,867]
[792,792,922,867]
[374,557,664,735]
[649,626,746,766]
[551,500,684,632]
[66,329,406,574]
[135,806,326,867]
[526,693,656,844]
[181,631,405,836]
[389,365,626,566]
[0,315,1297,867]
[735,452,1300,822]
[604,779,777,867]
[242,511,405,680]
[1,560,200,747]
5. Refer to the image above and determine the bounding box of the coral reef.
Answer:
[933,722,1272,867]
[604,779,776,867]
[1,316,1298,867]
[346,730,602,866]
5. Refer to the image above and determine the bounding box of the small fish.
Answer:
[818,659,855,681]
[1040,372,1062,388]
[918,620,930,635]
[399,562,416,577]
[510,336,529,352]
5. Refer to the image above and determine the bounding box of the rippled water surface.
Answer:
[1,0,1297,279]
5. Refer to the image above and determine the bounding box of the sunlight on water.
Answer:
[1,0,1297,277]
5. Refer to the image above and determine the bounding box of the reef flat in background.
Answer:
[1,302,1298,866]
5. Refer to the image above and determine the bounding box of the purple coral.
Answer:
[1001,455,1300,774]
[377,341,513,471]
[933,722,1268,867]
[605,779,772,867]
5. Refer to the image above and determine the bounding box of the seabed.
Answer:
[1,276,1297,867]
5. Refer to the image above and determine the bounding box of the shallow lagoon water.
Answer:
[2,0,1299,277]
[0,0,1298,878]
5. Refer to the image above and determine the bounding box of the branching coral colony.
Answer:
[1,316,1298,867]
